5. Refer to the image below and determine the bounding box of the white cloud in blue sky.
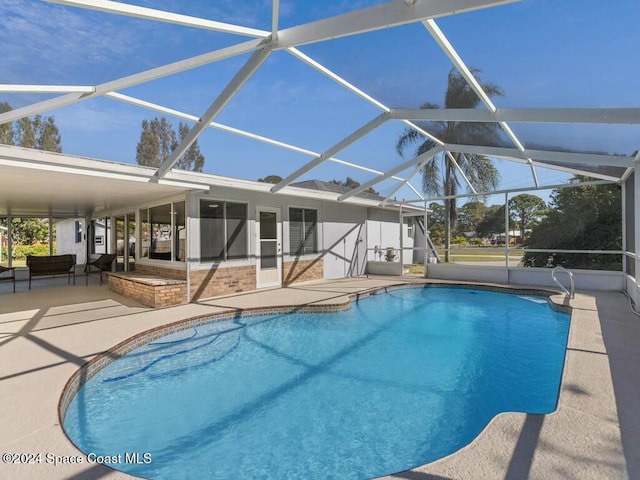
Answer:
[0,0,142,83]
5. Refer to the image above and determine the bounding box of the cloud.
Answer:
[0,0,146,84]
[54,100,142,134]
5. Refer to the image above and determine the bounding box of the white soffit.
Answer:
[0,145,387,217]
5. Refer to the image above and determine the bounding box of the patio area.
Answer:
[0,276,638,479]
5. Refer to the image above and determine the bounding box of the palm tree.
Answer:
[396,68,503,262]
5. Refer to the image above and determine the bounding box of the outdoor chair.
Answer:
[85,253,116,286]
[0,265,16,293]
[27,255,76,289]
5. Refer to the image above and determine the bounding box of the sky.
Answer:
[1,0,639,205]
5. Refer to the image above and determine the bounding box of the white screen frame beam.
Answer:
[154,44,273,179]
[275,0,518,49]
[271,112,391,193]
[445,143,634,168]
[391,108,640,125]
[338,146,444,201]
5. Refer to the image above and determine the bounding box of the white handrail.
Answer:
[552,266,575,299]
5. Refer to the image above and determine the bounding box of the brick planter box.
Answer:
[108,272,187,308]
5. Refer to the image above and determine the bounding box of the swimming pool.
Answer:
[63,286,570,479]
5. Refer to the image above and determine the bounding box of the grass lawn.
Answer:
[434,247,524,264]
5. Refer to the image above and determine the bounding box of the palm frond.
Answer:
[421,158,441,196]
[404,68,503,202]
[444,68,504,109]
[396,102,443,158]
[395,128,421,158]
[462,154,500,200]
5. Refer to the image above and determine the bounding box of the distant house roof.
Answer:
[290,180,385,201]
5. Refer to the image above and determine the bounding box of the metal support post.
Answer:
[504,192,509,284]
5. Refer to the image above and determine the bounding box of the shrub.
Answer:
[451,235,468,246]
[9,243,52,260]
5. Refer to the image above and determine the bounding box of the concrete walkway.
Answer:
[0,276,638,479]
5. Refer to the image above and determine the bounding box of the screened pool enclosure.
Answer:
[0,0,638,302]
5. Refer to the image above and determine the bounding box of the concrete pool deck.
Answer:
[0,276,638,479]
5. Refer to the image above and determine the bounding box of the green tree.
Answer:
[8,218,50,245]
[136,119,160,167]
[0,102,13,145]
[5,109,61,151]
[257,175,283,183]
[396,68,502,261]
[476,204,509,240]
[522,177,621,270]
[330,177,378,195]
[35,116,62,152]
[176,123,204,172]
[14,117,37,148]
[457,201,487,234]
[508,194,546,244]
[135,117,205,171]
[136,117,176,168]
[427,202,445,245]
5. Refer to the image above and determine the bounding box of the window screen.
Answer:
[200,200,247,261]
[289,208,317,255]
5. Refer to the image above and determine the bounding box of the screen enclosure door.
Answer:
[256,207,282,288]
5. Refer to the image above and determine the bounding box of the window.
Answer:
[289,208,317,255]
[140,201,186,262]
[200,200,248,261]
[0,217,55,267]
[149,204,172,260]
[74,220,82,244]
[140,209,150,258]
[173,201,186,262]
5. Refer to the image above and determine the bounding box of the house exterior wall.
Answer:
[321,202,367,279]
[92,221,108,256]
[283,259,324,285]
[88,184,404,302]
[55,218,87,265]
[190,264,256,300]
[183,186,372,298]
[413,217,426,264]
[366,209,415,264]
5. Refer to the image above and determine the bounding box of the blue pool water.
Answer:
[63,287,570,479]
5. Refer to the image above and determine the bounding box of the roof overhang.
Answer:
[0,145,395,218]
[0,145,210,217]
